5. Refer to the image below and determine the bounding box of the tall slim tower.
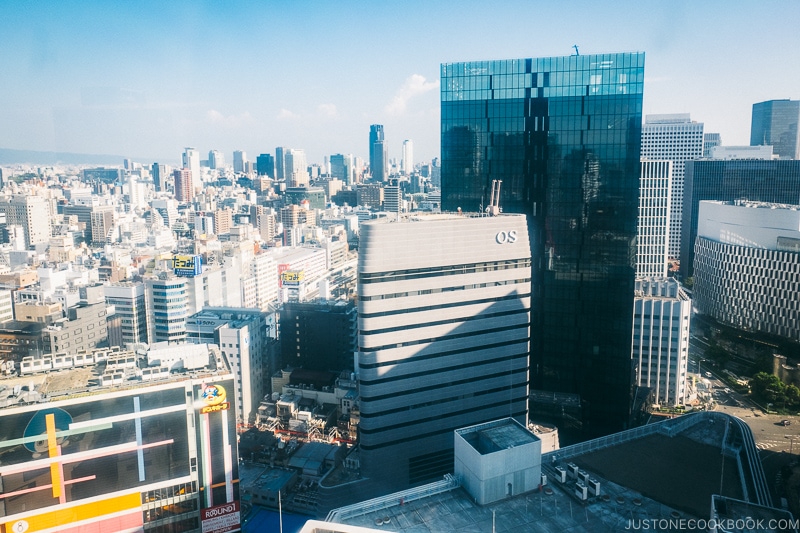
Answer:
[285,149,309,187]
[275,147,287,180]
[369,124,387,181]
[173,168,194,203]
[182,147,201,182]
[636,160,672,278]
[750,99,800,159]
[402,139,414,175]
[233,150,247,173]
[441,53,645,437]
[640,114,704,260]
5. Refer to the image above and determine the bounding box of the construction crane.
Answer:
[573,44,580,56]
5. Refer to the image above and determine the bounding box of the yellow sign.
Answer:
[280,271,304,283]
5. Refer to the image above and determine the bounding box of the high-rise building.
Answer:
[256,153,275,177]
[636,160,672,278]
[182,147,201,182]
[275,147,287,180]
[369,124,387,181]
[285,149,309,187]
[383,182,401,215]
[0,195,51,249]
[357,214,531,489]
[681,159,800,279]
[90,205,115,245]
[640,114,704,260]
[703,133,722,157]
[402,139,413,175]
[187,307,273,425]
[233,150,247,173]
[173,168,194,203]
[280,300,356,372]
[208,149,225,170]
[750,99,800,159]
[145,276,188,344]
[151,162,166,191]
[632,278,690,407]
[104,282,148,346]
[694,200,800,342]
[441,53,644,436]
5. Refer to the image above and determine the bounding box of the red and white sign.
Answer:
[201,501,241,533]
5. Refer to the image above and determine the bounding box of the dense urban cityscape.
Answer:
[2,4,800,533]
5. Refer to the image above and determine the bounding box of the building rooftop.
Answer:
[326,413,783,533]
[0,344,229,410]
[457,418,539,455]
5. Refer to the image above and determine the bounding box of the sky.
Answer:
[1,0,798,167]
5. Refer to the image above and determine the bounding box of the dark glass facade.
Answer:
[256,153,275,177]
[441,53,645,437]
[681,159,800,278]
[369,124,386,181]
[750,100,800,159]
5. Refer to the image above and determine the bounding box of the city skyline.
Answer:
[2,1,799,166]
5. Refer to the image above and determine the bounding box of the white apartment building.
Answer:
[640,114,704,260]
[632,278,691,407]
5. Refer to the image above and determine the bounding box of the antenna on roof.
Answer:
[573,45,580,56]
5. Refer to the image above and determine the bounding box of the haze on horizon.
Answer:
[1,0,798,166]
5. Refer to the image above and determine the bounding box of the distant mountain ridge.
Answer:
[0,148,143,166]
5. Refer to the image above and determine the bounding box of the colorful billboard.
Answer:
[174,254,203,277]
[0,378,240,533]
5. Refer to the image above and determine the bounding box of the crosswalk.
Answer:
[756,440,784,450]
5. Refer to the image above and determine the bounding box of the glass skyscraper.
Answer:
[441,52,645,437]
[750,99,800,160]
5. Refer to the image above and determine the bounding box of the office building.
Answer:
[640,114,704,260]
[750,99,800,159]
[276,147,287,180]
[681,159,800,279]
[330,154,354,185]
[256,153,275,177]
[0,195,51,249]
[104,282,148,346]
[145,276,188,344]
[369,124,387,181]
[285,149,309,187]
[208,149,225,170]
[0,347,241,533]
[402,140,413,175]
[280,300,356,372]
[357,214,531,489]
[636,160,672,278]
[233,150,247,174]
[693,200,800,342]
[632,278,690,407]
[187,308,273,425]
[44,301,109,354]
[173,168,194,203]
[182,147,201,182]
[703,133,722,157]
[441,52,644,436]
[151,162,166,192]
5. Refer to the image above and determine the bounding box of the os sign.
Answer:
[495,230,518,244]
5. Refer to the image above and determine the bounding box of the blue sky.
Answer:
[1,1,798,166]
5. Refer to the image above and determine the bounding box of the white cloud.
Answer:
[277,108,300,120]
[318,103,338,118]
[206,109,254,127]
[385,74,440,116]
